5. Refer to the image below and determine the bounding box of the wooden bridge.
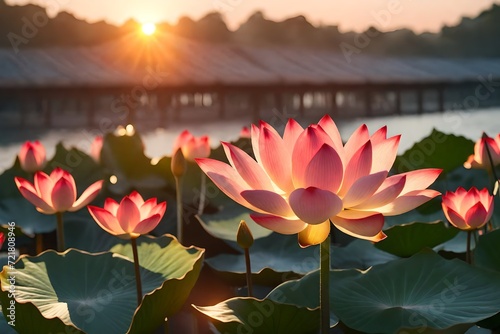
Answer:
[0,31,499,128]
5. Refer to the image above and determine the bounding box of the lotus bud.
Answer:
[237,220,254,249]
[171,148,186,178]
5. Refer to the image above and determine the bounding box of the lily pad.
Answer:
[475,229,500,273]
[332,239,398,269]
[194,297,319,334]
[394,130,474,174]
[266,270,357,327]
[197,202,273,244]
[374,221,459,257]
[331,250,500,333]
[205,233,317,285]
[0,235,204,334]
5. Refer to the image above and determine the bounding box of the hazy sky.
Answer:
[6,0,500,32]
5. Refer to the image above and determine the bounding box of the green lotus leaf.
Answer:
[374,221,459,257]
[0,235,204,334]
[268,250,500,333]
[474,229,500,331]
[266,270,357,327]
[206,235,397,286]
[332,239,398,269]
[193,297,319,334]
[331,250,500,333]
[205,233,317,285]
[394,130,474,174]
[197,202,273,244]
[475,229,500,273]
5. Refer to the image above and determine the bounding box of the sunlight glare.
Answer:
[141,23,156,36]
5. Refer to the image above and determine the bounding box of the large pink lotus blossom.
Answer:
[197,116,442,246]
[173,130,210,162]
[464,134,500,169]
[442,187,494,231]
[90,136,103,162]
[18,141,46,173]
[15,168,103,214]
[88,191,166,239]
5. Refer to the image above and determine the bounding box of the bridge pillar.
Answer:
[173,94,180,122]
[218,90,226,119]
[330,90,338,118]
[417,88,424,114]
[395,90,402,115]
[158,93,170,127]
[274,92,283,113]
[437,86,445,112]
[42,98,51,127]
[299,92,305,117]
[252,93,261,123]
[364,88,372,117]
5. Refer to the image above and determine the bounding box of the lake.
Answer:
[0,107,499,173]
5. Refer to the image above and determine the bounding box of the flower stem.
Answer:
[197,172,206,216]
[131,237,143,307]
[244,247,253,297]
[35,233,43,254]
[56,212,65,252]
[466,231,472,264]
[483,133,499,185]
[320,235,330,334]
[175,176,184,244]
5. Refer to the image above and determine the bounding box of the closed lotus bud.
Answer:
[19,141,46,173]
[171,148,186,178]
[237,220,254,249]
[173,130,211,162]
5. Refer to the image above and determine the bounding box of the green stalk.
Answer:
[483,133,500,196]
[320,235,330,334]
[35,233,43,254]
[466,231,472,264]
[56,212,65,252]
[244,248,253,297]
[131,237,143,307]
[197,172,207,216]
[175,176,184,244]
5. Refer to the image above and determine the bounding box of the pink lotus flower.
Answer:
[464,134,500,169]
[0,233,4,249]
[18,141,46,173]
[90,136,103,162]
[197,116,442,246]
[442,187,494,230]
[240,126,251,138]
[15,168,103,214]
[88,191,166,239]
[173,130,210,162]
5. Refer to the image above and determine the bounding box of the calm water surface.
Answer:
[0,107,499,172]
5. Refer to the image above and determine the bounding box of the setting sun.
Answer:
[141,23,156,36]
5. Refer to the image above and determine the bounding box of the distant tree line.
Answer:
[1,0,499,57]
